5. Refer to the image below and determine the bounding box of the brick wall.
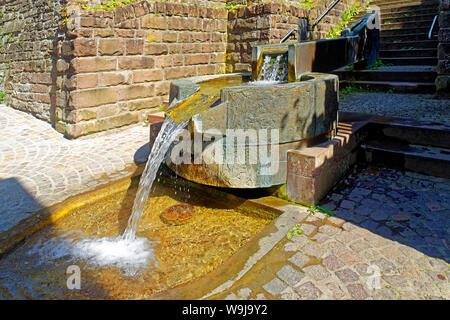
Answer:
[225,0,371,73]
[1,0,374,138]
[436,0,450,97]
[226,3,309,73]
[54,0,228,138]
[0,0,65,122]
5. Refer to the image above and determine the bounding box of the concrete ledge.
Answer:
[286,119,370,206]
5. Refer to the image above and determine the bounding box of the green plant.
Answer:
[0,91,5,104]
[299,0,316,10]
[345,64,355,71]
[287,224,304,240]
[365,59,394,70]
[328,1,366,38]
[81,0,140,11]
[308,206,336,217]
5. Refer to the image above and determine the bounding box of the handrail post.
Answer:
[428,15,438,39]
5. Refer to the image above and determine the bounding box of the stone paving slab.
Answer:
[0,104,149,234]
[211,165,450,300]
[339,93,450,124]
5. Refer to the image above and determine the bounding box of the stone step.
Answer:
[376,2,438,11]
[367,115,450,149]
[373,0,438,5]
[381,40,438,50]
[334,67,437,82]
[381,20,434,30]
[381,13,437,24]
[340,80,436,93]
[379,5,438,15]
[380,48,437,58]
[381,56,437,65]
[381,32,434,42]
[381,26,430,36]
[361,140,450,179]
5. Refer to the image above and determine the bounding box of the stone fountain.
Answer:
[150,12,379,203]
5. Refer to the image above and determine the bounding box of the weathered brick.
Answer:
[118,56,154,70]
[118,84,154,101]
[99,39,124,56]
[69,88,118,109]
[162,31,178,43]
[73,38,97,57]
[127,97,161,111]
[184,54,210,65]
[133,69,164,83]
[99,72,128,87]
[143,43,168,55]
[164,66,196,80]
[71,57,117,73]
[66,74,98,90]
[141,15,167,29]
[154,81,170,96]
[126,39,144,55]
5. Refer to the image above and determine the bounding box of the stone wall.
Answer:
[436,0,450,97]
[52,1,228,137]
[0,0,65,122]
[225,0,371,73]
[0,0,373,138]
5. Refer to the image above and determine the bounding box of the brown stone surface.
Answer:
[160,203,195,225]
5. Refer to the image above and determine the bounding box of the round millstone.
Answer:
[160,203,195,225]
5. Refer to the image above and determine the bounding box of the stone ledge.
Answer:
[286,118,371,206]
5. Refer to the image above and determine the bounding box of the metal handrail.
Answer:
[280,28,298,43]
[312,0,341,29]
[428,15,438,39]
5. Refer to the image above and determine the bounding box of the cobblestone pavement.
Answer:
[339,93,450,123]
[214,165,450,300]
[0,105,149,234]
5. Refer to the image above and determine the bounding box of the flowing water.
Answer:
[256,54,288,84]
[0,180,274,299]
[122,117,187,240]
[25,117,188,276]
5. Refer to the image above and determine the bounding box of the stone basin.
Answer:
[156,72,339,189]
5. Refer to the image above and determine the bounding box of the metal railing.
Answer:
[312,0,341,29]
[428,15,438,39]
[280,28,298,43]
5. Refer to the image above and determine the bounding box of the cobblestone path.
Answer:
[0,105,149,234]
[214,165,450,300]
[340,93,450,123]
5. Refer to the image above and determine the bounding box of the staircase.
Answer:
[335,0,440,93]
[340,112,450,179]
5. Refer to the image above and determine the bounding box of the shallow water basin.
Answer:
[0,177,278,299]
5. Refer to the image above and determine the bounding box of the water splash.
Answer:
[122,117,187,240]
[26,231,156,276]
[255,54,288,84]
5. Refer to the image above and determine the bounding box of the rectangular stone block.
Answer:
[133,69,164,83]
[99,39,124,56]
[118,56,154,70]
[71,57,117,73]
[118,84,154,101]
[286,119,369,205]
[69,88,118,109]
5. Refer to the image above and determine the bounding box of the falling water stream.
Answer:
[122,117,187,240]
[256,54,288,83]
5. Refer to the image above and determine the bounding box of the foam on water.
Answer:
[253,54,288,85]
[27,231,156,276]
